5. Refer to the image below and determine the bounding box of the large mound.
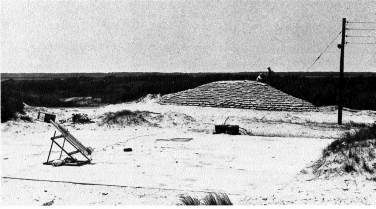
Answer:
[158,80,316,111]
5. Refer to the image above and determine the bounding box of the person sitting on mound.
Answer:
[257,67,274,83]
[256,73,264,82]
[266,67,274,83]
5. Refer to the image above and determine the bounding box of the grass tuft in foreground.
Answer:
[180,193,232,205]
[180,195,201,205]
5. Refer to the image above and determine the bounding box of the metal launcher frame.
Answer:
[43,120,93,166]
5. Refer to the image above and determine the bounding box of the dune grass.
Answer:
[180,193,232,205]
[102,109,152,126]
[323,123,376,156]
[312,122,376,177]
[180,195,201,205]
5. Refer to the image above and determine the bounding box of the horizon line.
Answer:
[2,71,376,75]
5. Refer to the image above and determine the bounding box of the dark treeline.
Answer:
[268,75,376,110]
[2,72,376,122]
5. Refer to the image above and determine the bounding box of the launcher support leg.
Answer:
[82,152,91,161]
[45,140,54,163]
[59,138,66,159]
[51,140,75,159]
[45,131,56,163]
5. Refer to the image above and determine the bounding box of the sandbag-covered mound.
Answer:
[158,80,316,111]
[304,124,376,180]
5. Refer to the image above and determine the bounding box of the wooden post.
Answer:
[338,18,346,125]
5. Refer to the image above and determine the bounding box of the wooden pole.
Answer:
[338,18,346,125]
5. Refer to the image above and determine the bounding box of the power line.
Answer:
[347,21,376,24]
[346,28,376,31]
[305,31,342,72]
[346,35,376,38]
[346,42,376,45]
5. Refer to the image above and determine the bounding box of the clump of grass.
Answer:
[180,193,232,205]
[342,120,369,129]
[202,193,232,205]
[72,113,93,124]
[102,110,152,126]
[19,114,33,122]
[310,122,376,178]
[239,127,253,136]
[367,176,376,181]
[344,161,357,173]
[363,161,375,174]
[104,110,137,122]
[323,123,376,157]
[180,195,201,205]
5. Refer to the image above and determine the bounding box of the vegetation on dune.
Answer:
[72,113,94,124]
[323,124,376,156]
[100,109,202,130]
[309,123,376,179]
[180,193,233,205]
[19,114,33,122]
[180,195,201,205]
[101,110,154,126]
[202,193,233,205]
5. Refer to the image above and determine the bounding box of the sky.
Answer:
[1,0,376,73]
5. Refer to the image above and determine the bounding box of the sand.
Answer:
[1,100,376,205]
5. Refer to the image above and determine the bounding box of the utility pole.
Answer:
[338,18,346,125]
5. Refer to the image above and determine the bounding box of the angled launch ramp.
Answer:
[44,120,94,166]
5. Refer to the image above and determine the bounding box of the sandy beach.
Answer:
[1,100,376,205]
